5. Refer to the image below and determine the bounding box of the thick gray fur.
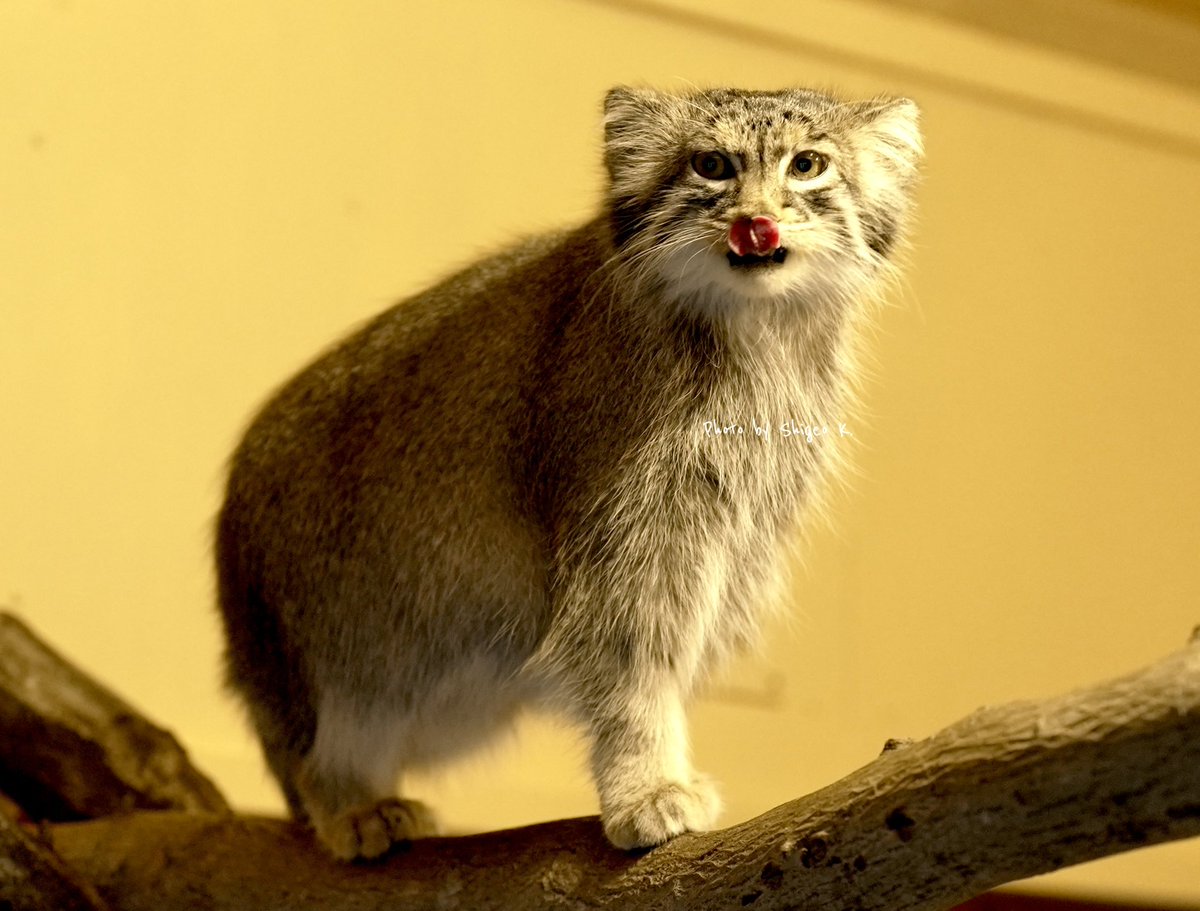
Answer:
[216,85,922,859]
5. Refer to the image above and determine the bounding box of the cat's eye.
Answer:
[790,151,829,180]
[691,151,736,181]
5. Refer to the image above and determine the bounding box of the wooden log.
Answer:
[46,631,1200,911]
[0,611,228,820]
[0,810,109,911]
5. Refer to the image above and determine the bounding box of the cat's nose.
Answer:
[728,216,781,257]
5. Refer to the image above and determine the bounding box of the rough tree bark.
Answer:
[0,613,227,821]
[41,631,1200,911]
[0,811,110,911]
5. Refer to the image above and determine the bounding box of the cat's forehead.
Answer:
[683,89,840,147]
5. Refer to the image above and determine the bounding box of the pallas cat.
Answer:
[216,85,922,859]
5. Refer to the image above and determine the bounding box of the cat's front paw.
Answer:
[601,776,722,850]
[314,797,438,861]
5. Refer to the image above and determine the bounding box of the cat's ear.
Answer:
[602,86,673,192]
[850,96,924,179]
[844,97,922,259]
[603,86,668,139]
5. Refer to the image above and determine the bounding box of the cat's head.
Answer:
[602,86,922,315]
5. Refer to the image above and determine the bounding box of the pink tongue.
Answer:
[729,216,781,256]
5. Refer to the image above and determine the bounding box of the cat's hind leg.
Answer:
[292,697,437,861]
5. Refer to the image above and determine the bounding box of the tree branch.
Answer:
[45,633,1200,911]
[0,613,227,821]
[0,812,110,911]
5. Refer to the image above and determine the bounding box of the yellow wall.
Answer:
[2,0,1198,903]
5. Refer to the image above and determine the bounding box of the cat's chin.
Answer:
[660,248,805,308]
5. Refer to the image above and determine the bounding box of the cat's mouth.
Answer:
[726,247,788,268]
